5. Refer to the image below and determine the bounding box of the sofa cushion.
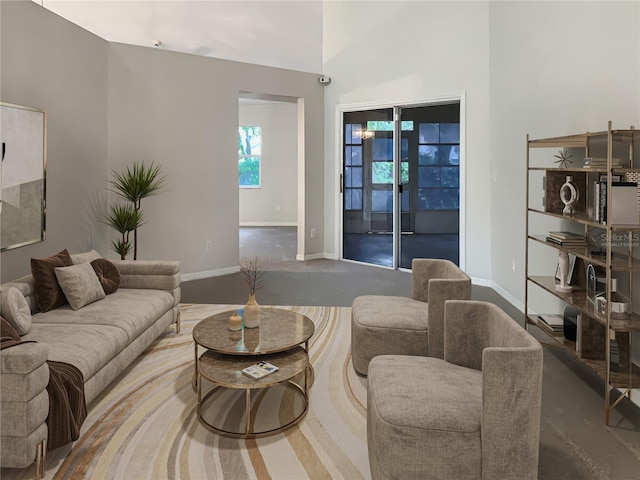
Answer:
[91,258,121,295]
[367,355,483,480]
[22,323,129,381]
[30,288,174,342]
[1,288,32,335]
[369,355,482,433]
[352,295,428,331]
[31,249,73,312]
[55,262,106,310]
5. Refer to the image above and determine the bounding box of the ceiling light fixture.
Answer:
[353,125,375,140]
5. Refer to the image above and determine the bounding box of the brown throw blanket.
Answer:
[1,317,87,451]
[45,360,87,451]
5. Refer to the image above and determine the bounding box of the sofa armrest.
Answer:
[1,342,50,460]
[112,260,180,291]
[1,342,49,375]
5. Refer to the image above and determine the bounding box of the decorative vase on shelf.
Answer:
[556,251,573,293]
[560,175,579,216]
[244,294,260,328]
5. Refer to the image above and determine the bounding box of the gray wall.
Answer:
[238,102,298,226]
[1,0,109,282]
[0,1,324,281]
[107,44,323,276]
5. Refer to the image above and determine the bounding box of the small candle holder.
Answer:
[229,312,242,331]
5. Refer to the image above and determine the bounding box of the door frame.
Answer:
[335,93,466,271]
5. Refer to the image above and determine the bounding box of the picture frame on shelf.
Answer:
[598,174,622,183]
[555,253,577,285]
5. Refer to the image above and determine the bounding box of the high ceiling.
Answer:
[36,0,324,73]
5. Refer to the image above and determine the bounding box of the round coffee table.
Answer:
[192,308,314,438]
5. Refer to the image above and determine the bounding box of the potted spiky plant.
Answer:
[108,162,166,260]
[103,204,144,260]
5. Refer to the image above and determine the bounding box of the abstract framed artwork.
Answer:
[1,102,47,251]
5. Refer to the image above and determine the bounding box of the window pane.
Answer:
[351,146,362,166]
[345,190,352,210]
[239,156,260,186]
[440,145,460,165]
[401,190,409,212]
[372,190,392,212]
[420,167,459,188]
[419,146,438,165]
[419,123,439,144]
[347,124,362,144]
[401,161,409,183]
[440,123,460,143]
[345,146,363,167]
[366,121,414,131]
[418,188,459,209]
[401,138,409,160]
[352,188,362,209]
[344,167,363,188]
[352,167,362,187]
[371,162,409,184]
[372,138,392,161]
[372,162,393,184]
[238,126,261,155]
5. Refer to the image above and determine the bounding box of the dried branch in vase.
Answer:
[239,256,267,296]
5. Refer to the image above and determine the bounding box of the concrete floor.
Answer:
[181,226,640,479]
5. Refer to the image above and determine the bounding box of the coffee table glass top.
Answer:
[192,308,315,355]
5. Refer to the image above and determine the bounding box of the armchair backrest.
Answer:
[411,259,471,359]
[443,300,543,480]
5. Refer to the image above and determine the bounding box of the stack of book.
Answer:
[546,231,587,247]
[583,157,622,168]
[537,314,564,334]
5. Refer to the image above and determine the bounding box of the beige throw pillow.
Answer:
[0,287,32,335]
[55,262,106,311]
[70,249,102,265]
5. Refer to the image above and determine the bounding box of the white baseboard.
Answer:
[324,252,339,260]
[304,253,326,261]
[239,222,297,227]
[296,254,305,261]
[181,266,240,282]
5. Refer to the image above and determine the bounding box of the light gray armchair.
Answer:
[367,300,543,480]
[351,258,471,375]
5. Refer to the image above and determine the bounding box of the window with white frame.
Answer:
[238,126,262,187]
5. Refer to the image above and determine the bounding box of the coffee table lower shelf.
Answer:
[196,347,311,438]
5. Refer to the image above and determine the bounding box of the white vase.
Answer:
[560,175,579,216]
[556,251,573,292]
[244,294,260,328]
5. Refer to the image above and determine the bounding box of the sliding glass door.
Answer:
[341,103,461,269]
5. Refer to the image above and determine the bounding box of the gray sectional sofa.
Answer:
[0,251,181,477]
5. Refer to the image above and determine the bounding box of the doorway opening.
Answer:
[341,100,463,270]
[238,93,301,266]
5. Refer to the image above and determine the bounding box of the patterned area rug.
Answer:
[9,305,370,480]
